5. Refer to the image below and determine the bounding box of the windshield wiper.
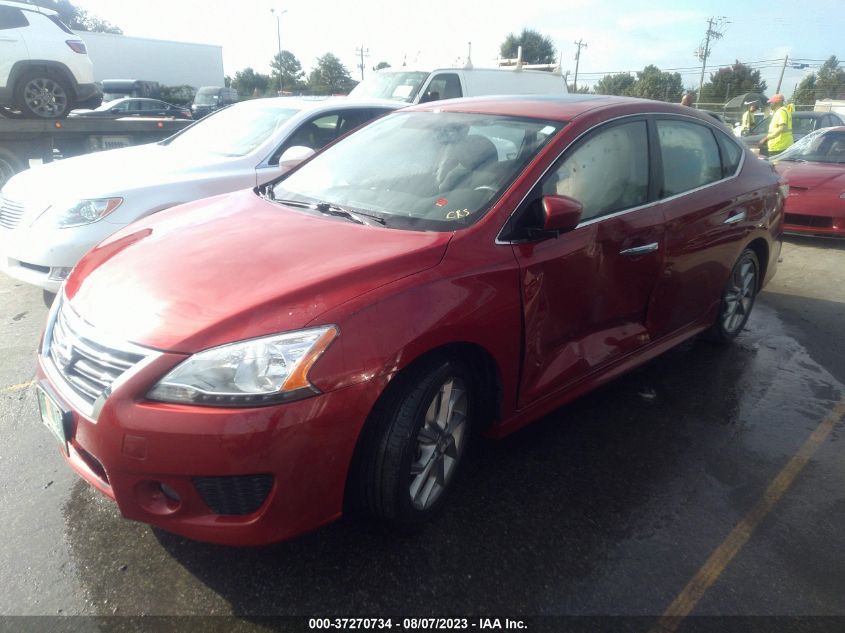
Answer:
[315,202,386,226]
[268,195,386,226]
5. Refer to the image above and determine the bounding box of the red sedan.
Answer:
[35,96,784,545]
[773,126,845,237]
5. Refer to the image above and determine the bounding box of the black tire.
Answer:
[706,248,760,343]
[14,71,72,119]
[0,148,24,190]
[42,290,57,308]
[359,357,474,529]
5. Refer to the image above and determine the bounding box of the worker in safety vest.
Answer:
[758,94,793,157]
[741,100,758,134]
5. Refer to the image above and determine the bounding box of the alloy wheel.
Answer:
[409,376,469,511]
[23,78,68,118]
[721,257,757,334]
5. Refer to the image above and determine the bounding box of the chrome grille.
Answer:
[0,196,25,230]
[48,303,146,406]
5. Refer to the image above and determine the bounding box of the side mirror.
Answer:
[419,91,440,103]
[541,195,583,233]
[110,108,121,113]
[278,145,315,172]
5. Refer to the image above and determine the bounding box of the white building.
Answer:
[73,30,224,87]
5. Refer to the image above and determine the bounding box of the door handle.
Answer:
[724,210,747,224]
[619,242,659,256]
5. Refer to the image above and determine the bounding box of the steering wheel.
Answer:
[473,185,497,193]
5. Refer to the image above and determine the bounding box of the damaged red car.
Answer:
[36,95,784,545]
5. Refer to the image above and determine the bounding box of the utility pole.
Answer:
[270,8,286,94]
[695,16,728,105]
[775,55,789,94]
[355,45,370,81]
[573,39,587,91]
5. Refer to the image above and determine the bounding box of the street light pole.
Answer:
[270,8,285,94]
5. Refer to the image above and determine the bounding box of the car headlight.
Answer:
[42,198,123,228]
[147,326,338,407]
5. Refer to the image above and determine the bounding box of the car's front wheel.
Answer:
[15,72,72,119]
[708,248,760,343]
[360,357,473,529]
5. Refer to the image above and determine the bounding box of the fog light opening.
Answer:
[160,483,181,502]
[135,480,182,515]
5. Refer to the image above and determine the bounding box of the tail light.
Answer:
[66,40,87,54]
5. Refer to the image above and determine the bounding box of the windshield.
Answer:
[270,111,564,231]
[194,89,220,106]
[167,100,299,156]
[775,129,845,164]
[348,71,429,102]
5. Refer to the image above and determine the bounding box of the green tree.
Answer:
[699,61,767,104]
[307,53,357,95]
[499,28,556,65]
[628,65,684,102]
[792,74,817,105]
[594,73,636,96]
[231,67,271,98]
[31,0,122,33]
[568,84,591,94]
[271,50,306,93]
[792,56,845,104]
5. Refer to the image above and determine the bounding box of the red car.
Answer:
[773,126,845,237]
[35,96,784,545]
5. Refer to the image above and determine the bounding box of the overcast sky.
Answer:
[74,0,841,98]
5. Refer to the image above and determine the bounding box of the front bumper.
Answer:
[0,220,123,292]
[36,339,386,546]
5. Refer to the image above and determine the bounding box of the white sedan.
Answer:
[0,97,399,295]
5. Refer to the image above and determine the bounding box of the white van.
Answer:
[349,67,568,104]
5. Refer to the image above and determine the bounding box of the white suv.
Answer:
[0,1,98,118]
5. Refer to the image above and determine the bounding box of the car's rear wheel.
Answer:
[0,148,24,190]
[360,357,473,529]
[15,72,72,119]
[708,248,760,343]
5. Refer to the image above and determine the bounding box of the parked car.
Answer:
[0,0,99,118]
[191,86,238,119]
[742,111,845,149]
[33,95,784,545]
[69,97,192,119]
[349,66,568,104]
[772,126,845,237]
[0,97,398,296]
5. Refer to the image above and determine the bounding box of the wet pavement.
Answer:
[1,237,844,627]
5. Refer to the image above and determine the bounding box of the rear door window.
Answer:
[656,120,722,197]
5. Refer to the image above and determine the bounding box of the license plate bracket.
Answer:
[37,383,71,456]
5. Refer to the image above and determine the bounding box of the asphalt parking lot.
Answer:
[1,237,844,631]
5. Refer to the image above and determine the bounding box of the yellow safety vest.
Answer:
[742,109,756,131]
[768,106,793,153]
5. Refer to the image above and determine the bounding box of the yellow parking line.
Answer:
[0,378,35,394]
[652,397,845,633]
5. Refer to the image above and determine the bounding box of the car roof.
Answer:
[2,0,58,15]
[403,94,716,124]
[234,96,403,112]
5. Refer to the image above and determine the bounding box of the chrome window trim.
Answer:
[495,111,748,244]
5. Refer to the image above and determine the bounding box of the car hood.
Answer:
[1,143,234,213]
[775,161,845,190]
[64,189,452,353]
